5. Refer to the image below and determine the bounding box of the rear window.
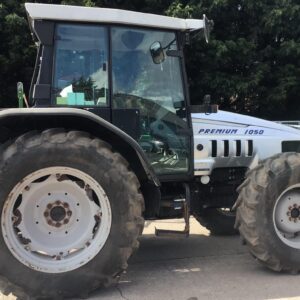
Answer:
[53,24,109,107]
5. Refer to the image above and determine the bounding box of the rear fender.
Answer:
[0,108,160,189]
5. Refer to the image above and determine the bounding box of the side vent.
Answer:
[209,140,253,157]
[247,140,253,156]
[236,140,241,156]
[211,140,217,157]
[224,140,229,157]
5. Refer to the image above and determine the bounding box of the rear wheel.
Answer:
[194,207,237,235]
[235,153,300,272]
[0,129,144,299]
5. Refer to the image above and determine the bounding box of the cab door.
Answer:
[111,27,191,176]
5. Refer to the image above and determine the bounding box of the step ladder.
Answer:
[155,183,191,238]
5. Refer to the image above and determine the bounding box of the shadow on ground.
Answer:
[91,220,300,300]
[2,219,300,300]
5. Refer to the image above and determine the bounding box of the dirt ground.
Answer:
[2,218,300,300]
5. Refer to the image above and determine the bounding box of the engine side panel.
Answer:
[192,111,300,176]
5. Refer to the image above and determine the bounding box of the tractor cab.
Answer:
[26,3,210,178]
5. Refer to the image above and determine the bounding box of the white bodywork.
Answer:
[25,3,204,31]
[192,110,300,176]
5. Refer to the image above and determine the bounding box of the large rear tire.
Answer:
[235,152,300,272]
[0,129,144,299]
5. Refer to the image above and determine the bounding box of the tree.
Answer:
[167,0,300,120]
[0,0,299,120]
[0,1,35,107]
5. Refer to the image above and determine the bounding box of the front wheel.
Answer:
[0,129,144,299]
[235,152,300,272]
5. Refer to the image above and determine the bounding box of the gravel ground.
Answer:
[2,218,300,300]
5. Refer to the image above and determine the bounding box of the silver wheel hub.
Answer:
[273,185,300,249]
[2,167,112,273]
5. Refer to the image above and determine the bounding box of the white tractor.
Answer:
[0,3,300,299]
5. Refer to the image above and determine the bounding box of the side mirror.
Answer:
[150,41,165,64]
[203,14,213,43]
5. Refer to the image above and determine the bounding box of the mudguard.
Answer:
[0,107,160,187]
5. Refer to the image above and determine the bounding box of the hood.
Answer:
[192,110,300,134]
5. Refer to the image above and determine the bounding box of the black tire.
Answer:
[194,208,237,236]
[235,152,300,273]
[0,129,144,299]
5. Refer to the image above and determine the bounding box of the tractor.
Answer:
[1,3,300,299]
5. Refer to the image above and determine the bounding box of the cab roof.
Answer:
[25,3,204,32]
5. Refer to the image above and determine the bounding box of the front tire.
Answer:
[0,129,144,299]
[235,152,300,272]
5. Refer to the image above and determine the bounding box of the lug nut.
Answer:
[63,203,69,208]
[64,219,69,224]
[67,211,72,217]
[55,222,61,228]
[47,204,52,209]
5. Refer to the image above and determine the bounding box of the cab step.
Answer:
[155,183,190,238]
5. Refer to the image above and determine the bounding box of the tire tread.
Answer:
[235,152,300,273]
[0,129,145,299]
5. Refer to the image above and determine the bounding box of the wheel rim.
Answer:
[1,167,112,273]
[273,184,300,249]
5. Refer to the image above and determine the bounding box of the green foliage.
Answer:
[72,77,95,100]
[0,1,35,107]
[0,0,299,119]
[166,1,193,18]
[167,0,300,119]
[61,0,95,6]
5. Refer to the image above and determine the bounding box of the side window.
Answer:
[111,28,184,111]
[53,24,109,107]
